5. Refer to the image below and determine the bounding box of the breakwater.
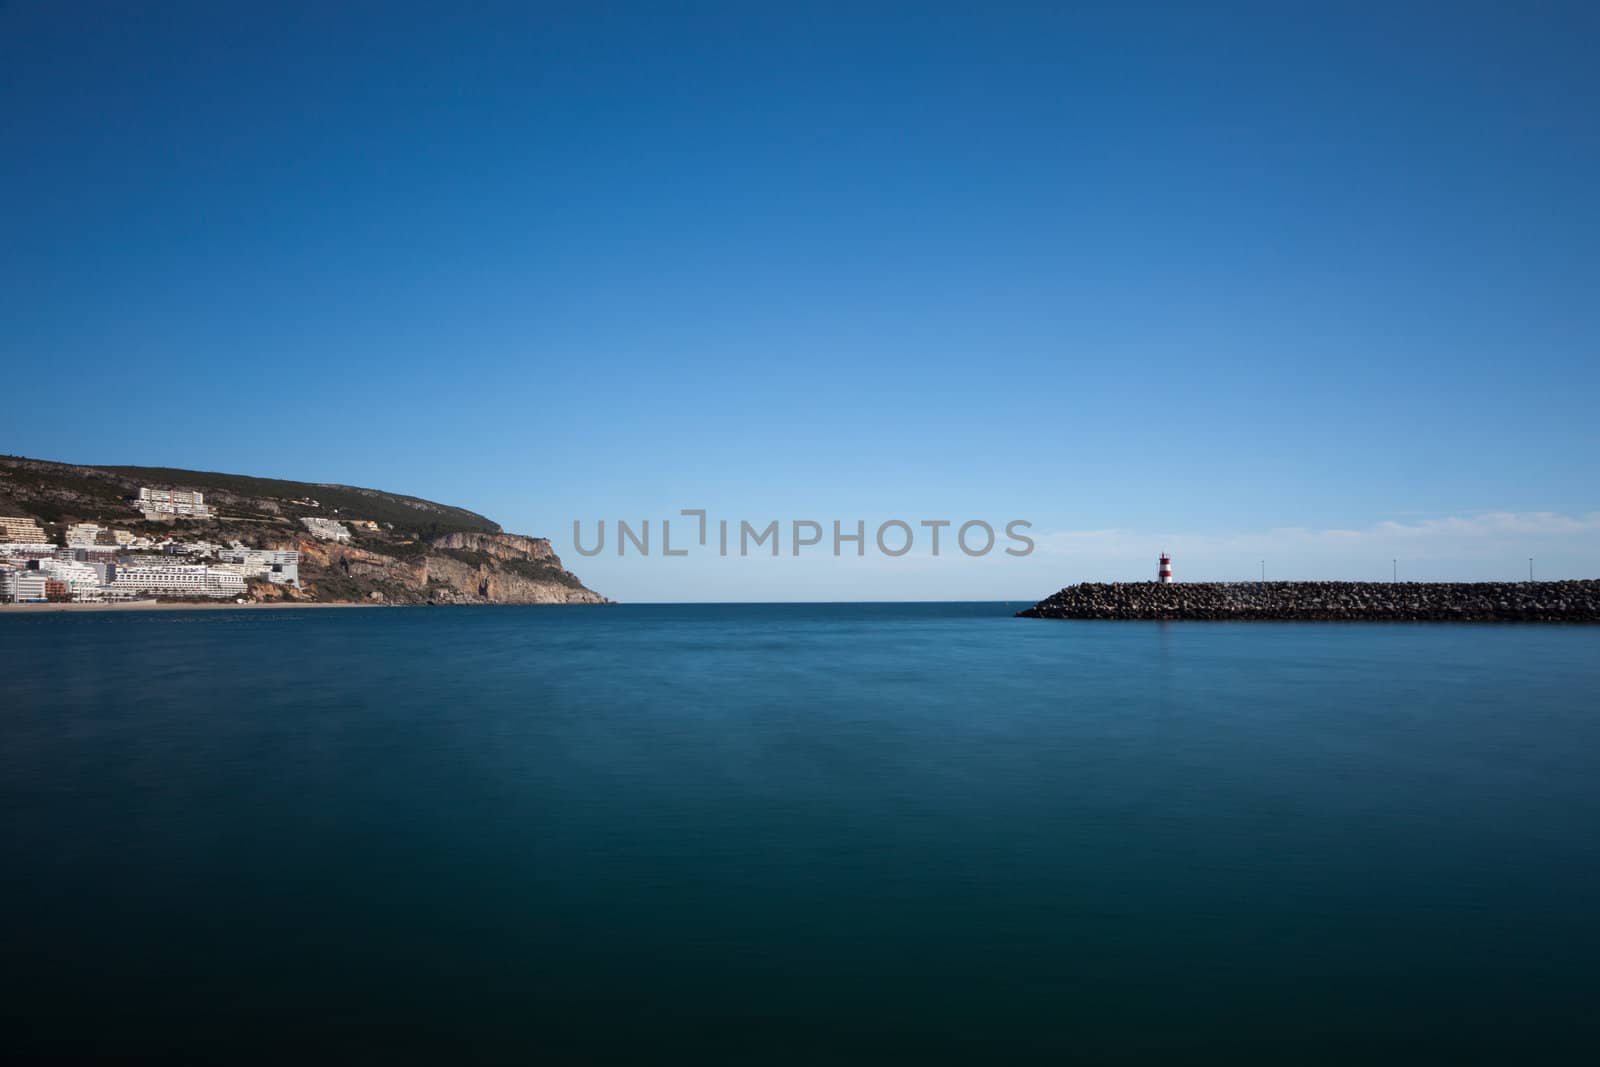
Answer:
[1017,580,1600,622]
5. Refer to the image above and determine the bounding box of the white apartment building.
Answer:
[300,517,350,542]
[216,545,300,587]
[0,543,58,560]
[0,569,49,603]
[164,540,223,558]
[138,487,213,520]
[0,516,49,543]
[62,527,151,550]
[65,523,104,547]
[112,565,246,598]
[39,559,108,600]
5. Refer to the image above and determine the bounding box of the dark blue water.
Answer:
[3,603,1598,1064]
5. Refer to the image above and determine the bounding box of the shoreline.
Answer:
[0,600,382,613]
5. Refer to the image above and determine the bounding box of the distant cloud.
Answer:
[1033,511,1600,579]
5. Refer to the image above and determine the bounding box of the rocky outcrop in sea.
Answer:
[1017,581,1600,622]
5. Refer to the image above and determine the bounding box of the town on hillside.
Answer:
[0,487,375,604]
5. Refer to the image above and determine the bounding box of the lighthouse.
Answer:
[1158,553,1172,584]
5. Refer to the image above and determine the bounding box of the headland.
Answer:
[1,454,606,606]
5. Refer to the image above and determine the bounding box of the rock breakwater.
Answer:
[1017,581,1600,623]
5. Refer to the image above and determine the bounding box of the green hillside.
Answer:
[0,455,500,536]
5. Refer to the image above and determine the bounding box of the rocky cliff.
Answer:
[291,533,605,606]
[1018,581,1600,623]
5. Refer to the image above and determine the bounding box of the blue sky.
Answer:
[3,3,1596,599]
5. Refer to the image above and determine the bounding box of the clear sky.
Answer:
[3,3,1596,600]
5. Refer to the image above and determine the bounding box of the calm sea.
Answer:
[3,603,1598,1064]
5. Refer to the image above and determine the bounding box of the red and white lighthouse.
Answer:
[1158,553,1172,584]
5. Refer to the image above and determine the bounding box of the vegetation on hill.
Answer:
[435,545,590,590]
[0,455,499,536]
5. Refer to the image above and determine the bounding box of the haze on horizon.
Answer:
[3,3,1596,601]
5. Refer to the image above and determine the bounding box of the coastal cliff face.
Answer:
[431,531,554,563]
[1018,581,1600,622]
[293,532,606,605]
